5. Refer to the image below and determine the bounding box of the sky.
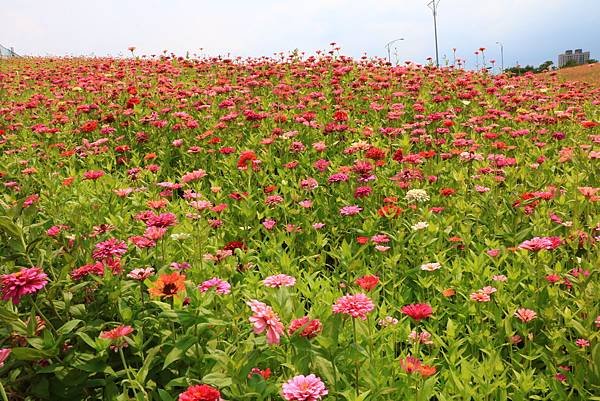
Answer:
[2,0,599,69]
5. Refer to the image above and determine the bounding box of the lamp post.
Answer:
[385,38,404,64]
[427,0,441,67]
[496,41,504,72]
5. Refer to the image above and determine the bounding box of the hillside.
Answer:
[550,62,600,85]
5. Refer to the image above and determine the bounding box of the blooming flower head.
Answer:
[263,274,296,288]
[378,316,399,327]
[408,330,434,345]
[411,221,429,231]
[178,384,221,401]
[575,338,590,348]
[355,274,379,291]
[99,325,133,351]
[595,315,600,328]
[1,267,48,305]
[420,262,441,271]
[515,308,537,323]
[401,303,433,321]
[0,348,11,368]
[518,236,562,251]
[248,367,271,380]
[470,291,490,302]
[332,293,375,320]
[288,316,323,339]
[399,356,437,377]
[148,272,186,298]
[198,277,231,295]
[92,238,128,261]
[282,374,328,401]
[339,205,362,216]
[247,300,285,345]
[405,189,429,203]
[127,267,155,281]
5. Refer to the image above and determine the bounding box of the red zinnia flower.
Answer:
[401,303,433,321]
[355,274,379,291]
[178,384,221,401]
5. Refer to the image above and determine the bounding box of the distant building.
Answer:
[558,49,590,67]
[0,44,18,58]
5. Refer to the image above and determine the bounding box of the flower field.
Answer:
[0,52,599,401]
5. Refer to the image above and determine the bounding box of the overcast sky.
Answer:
[2,0,599,68]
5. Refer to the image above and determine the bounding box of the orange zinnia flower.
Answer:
[148,272,186,298]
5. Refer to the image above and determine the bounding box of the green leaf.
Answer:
[162,336,197,369]
[57,319,83,336]
[201,372,232,388]
[136,345,161,384]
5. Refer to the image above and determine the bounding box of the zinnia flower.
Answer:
[399,356,437,377]
[282,374,328,401]
[247,299,285,345]
[288,316,323,339]
[0,348,11,368]
[263,274,296,288]
[178,384,221,401]
[332,293,375,320]
[1,267,48,305]
[99,325,133,351]
[355,274,379,291]
[339,205,362,216]
[420,262,441,271]
[148,272,186,298]
[127,267,155,281]
[198,277,231,295]
[401,303,433,321]
[514,308,537,323]
[518,236,561,251]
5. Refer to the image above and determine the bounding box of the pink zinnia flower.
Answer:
[99,325,134,351]
[199,277,231,294]
[518,236,562,251]
[492,274,507,282]
[408,330,433,345]
[332,293,375,320]
[1,267,48,304]
[127,267,155,281]
[282,374,328,401]
[400,303,433,321]
[92,238,128,261]
[515,308,537,323]
[263,274,296,288]
[247,300,285,345]
[470,292,491,302]
[595,315,600,328]
[575,338,590,348]
[0,348,11,368]
[181,169,207,183]
[262,219,277,230]
[339,205,362,216]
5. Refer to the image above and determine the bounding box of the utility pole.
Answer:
[496,41,504,72]
[385,38,404,65]
[427,0,441,67]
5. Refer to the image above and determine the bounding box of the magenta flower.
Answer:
[339,205,362,216]
[0,348,11,368]
[401,303,433,321]
[198,277,231,295]
[575,338,590,348]
[282,374,328,401]
[263,274,296,288]
[332,293,375,320]
[1,267,48,305]
[518,236,562,251]
[247,300,285,345]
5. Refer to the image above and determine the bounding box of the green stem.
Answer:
[32,298,56,333]
[352,318,359,395]
[0,381,9,401]
[119,347,139,398]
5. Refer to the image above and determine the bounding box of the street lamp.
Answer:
[496,41,504,72]
[385,38,404,64]
[427,0,441,67]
